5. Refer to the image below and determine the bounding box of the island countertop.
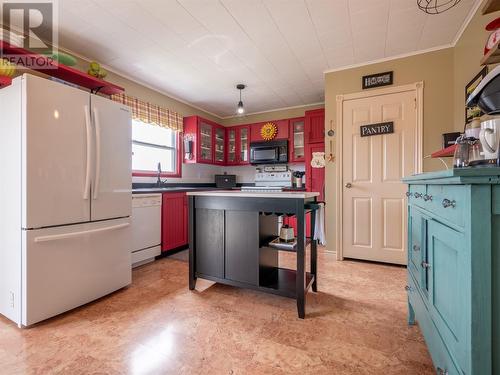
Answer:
[186,190,319,199]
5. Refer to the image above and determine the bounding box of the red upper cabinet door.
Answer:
[305,143,325,202]
[198,120,214,164]
[289,117,305,162]
[238,126,250,164]
[250,120,289,142]
[214,125,226,165]
[305,109,325,144]
[226,127,238,165]
[225,125,249,165]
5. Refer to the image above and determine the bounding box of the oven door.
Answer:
[250,146,278,164]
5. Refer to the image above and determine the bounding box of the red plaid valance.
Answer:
[111,93,183,132]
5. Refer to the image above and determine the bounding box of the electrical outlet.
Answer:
[9,292,14,308]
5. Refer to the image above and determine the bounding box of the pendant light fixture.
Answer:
[417,0,462,14]
[236,84,245,114]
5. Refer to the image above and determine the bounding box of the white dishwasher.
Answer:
[131,194,162,268]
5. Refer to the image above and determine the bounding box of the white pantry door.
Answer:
[342,89,419,265]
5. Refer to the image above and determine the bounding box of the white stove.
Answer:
[247,165,292,191]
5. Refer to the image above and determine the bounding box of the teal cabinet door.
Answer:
[408,208,424,288]
[427,219,467,373]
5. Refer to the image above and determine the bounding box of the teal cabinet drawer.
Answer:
[427,220,467,372]
[408,274,460,375]
[409,185,427,208]
[426,185,467,228]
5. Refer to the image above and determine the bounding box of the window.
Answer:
[132,120,180,176]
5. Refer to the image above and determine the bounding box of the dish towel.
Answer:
[314,203,326,246]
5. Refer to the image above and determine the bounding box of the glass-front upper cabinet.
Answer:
[290,117,305,162]
[227,128,237,164]
[199,121,213,162]
[215,126,225,164]
[239,126,249,164]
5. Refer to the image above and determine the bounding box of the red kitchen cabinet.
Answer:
[214,125,226,165]
[183,116,225,165]
[226,125,250,165]
[162,192,188,252]
[305,109,325,144]
[305,143,325,202]
[250,119,289,142]
[289,117,305,162]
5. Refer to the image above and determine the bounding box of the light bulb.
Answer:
[237,100,244,114]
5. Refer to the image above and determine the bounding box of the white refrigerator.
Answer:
[0,74,132,327]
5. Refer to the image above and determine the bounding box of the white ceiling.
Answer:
[58,0,478,118]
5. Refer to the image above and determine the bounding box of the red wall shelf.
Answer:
[0,41,124,95]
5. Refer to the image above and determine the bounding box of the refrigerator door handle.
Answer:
[33,223,130,243]
[83,106,92,200]
[92,107,102,200]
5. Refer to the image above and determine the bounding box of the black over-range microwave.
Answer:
[250,140,288,165]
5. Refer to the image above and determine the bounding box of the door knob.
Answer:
[421,261,431,269]
[345,183,352,188]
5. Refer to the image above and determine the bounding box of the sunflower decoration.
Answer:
[261,122,278,141]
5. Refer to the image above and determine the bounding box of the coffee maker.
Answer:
[466,65,500,166]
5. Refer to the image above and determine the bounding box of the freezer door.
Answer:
[22,74,92,229]
[90,94,132,221]
[22,218,131,326]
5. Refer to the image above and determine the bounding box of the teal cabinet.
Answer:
[403,168,500,375]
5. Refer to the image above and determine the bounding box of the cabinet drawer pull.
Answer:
[423,194,433,201]
[405,285,412,292]
[414,193,423,199]
[437,368,448,375]
[412,245,420,252]
[406,192,412,197]
[442,199,456,208]
[421,261,431,269]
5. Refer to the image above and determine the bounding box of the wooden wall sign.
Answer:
[362,71,393,89]
[360,122,394,137]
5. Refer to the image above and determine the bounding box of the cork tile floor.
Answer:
[0,248,433,374]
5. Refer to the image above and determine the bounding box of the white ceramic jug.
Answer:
[479,118,500,160]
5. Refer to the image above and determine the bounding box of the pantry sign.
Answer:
[360,122,394,137]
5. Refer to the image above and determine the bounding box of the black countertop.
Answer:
[132,187,232,194]
[131,183,304,194]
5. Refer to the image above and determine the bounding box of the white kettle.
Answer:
[479,118,500,162]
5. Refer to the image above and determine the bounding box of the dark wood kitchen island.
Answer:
[187,190,320,319]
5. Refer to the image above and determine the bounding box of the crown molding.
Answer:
[220,102,325,120]
[451,0,484,46]
[323,43,454,75]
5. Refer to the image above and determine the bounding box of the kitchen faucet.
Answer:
[156,162,164,187]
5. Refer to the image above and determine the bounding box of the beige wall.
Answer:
[323,48,455,251]
[221,103,324,126]
[323,2,500,253]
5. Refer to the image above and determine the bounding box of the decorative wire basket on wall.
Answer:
[417,0,462,14]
